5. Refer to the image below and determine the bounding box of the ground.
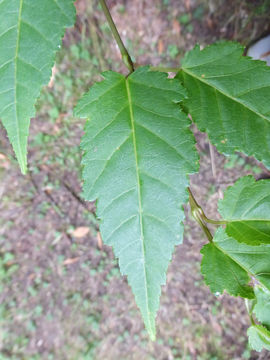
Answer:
[1,0,270,359]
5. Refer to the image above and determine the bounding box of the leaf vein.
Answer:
[105,214,137,244]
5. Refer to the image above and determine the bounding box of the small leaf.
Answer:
[63,257,80,265]
[201,232,254,298]
[248,325,270,352]
[254,287,270,329]
[72,227,90,238]
[201,227,270,296]
[219,176,270,245]
[216,228,270,291]
[178,41,270,168]
[75,66,199,339]
[97,231,103,250]
[0,0,76,173]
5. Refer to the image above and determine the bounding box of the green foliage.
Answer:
[179,41,270,168]
[219,176,270,245]
[201,225,270,352]
[75,66,198,339]
[248,325,270,352]
[254,287,270,329]
[1,1,270,351]
[0,0,76,173]
[203,227,270,292]
[201,234,254,299]
[247,286,270,352]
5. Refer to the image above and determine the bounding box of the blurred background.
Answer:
[1,0,270,359]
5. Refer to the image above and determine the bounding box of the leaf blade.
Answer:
[248,325,270,352]
[202,227,270,295]
[201,234,254,299]
[219,176,270,245]
[0,0,76,173]
[179,41,270,168]
[75,67,199,338]
[254,287,270,329]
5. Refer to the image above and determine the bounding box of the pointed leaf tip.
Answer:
[20,161,27,175]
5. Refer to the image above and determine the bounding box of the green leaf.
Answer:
[213,230,270,292]
[178,41,270,168]
[75,66,199,339]
[0,0,76,173]
[201,227,270,297]
[218,176,270,245]
[201,230,254,299]
[254,287,270,329]
[248,325,270,352]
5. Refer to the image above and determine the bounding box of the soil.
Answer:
[1,1,270,359]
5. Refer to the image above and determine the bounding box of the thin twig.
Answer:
[188,186,228,243]
[188,187,227,226]
[245,298,256,326]
[203,217,227,225]
[28,170,65,218]
[188,187,213,242]
[100,0,134,73]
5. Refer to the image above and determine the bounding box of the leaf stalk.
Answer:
[245,298,256,326]
[188,187,213,242]
[188,187,227,228]
[100,0,134,73]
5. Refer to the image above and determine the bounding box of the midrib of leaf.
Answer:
[229,222,270,238]
[182,68,270,124]
[255,325,270,340]
[125,78,153,339]
[14,0,25,174]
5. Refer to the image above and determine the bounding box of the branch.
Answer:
[245,298,256,326]
[188,187,227,226]
[188,187,213,242]
[100,0,134,73]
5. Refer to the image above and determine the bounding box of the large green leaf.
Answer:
[218,176,270,245]
[178,41,270,168]
[75,67,199,339]
[0,0,76,173]
[201,227,270,297]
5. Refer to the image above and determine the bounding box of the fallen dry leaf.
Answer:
[0,153,10,169]
[75,0,87,15]
[97,231,103,250]
[72,226,90,238]
[48,65,57,88]
[63,257,80,265]
[185,0,191,11]
[158,39,164,54]
[172,19,181,34]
